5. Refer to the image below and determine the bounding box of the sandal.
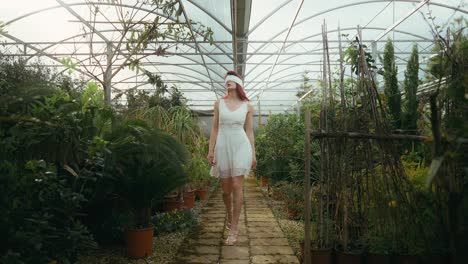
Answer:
[224,230,238,246]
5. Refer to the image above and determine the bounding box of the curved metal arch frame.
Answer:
[121,78,213,92]
[245,25,435,96]
[246,0,459,62]
[184,0,232,34]
[2,0,465,109]
[111,70,221,96]
[246,76,321,98]
[4,1,233,81]
[114,71,211,86]
[247,68,353,99]
[245,25,432,81]
[9,4,233,67]
[19,28,229,79]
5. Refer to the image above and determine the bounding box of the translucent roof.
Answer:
[1,0,467,113]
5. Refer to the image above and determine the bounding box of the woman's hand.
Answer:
[251,156,257,169]
[207,151,216,166]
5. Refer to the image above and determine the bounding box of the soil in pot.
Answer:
[183,190,195,209]
[426,255,451,264]
[300,243,333,264]
[125,226,154,258]
[367,253,391,264]
[395,255,419,264]
[336,250,362,264]
[285,206,300,219]
[261,176,268,187]
[163,195,183,212]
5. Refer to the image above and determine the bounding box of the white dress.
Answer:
[210,99,253,178]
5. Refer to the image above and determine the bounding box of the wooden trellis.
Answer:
[302,23,429,264]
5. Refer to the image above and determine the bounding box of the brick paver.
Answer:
[174,178,299,264]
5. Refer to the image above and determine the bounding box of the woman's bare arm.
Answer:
[207,99,220,165]
[244,103,256,168]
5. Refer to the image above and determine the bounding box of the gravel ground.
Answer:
[258,182,305,261]
[77,230,189,264]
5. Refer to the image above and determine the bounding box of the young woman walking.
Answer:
[207,70,257,246]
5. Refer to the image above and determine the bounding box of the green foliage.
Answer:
[255,114,305,183]
[152,209,199,235]
[402,44,420,133]
[296,70,313,99]
[106,120,189,228]
[186,137,211,188]
[0,58,117,258]
[383,39,402,129]
[60,57,77,75]
[125,0,214,65]
[344,38,379,76]
[256,113,320,184]
[0,160,97,264]
[425,18,468,259]
[0,58,113,166]
[276,181,305,220]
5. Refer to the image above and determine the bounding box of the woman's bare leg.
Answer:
[220,178,233,227]
[230,175,244,233]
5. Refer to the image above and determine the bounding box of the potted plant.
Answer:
[300,226,334,264]
[107,120,188,258]
[279,182,304,220]
[163,190,184,212]
[184,145,211,201]
[183,185,196,209]
[361,228,393,264]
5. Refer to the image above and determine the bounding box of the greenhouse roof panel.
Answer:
[1,0,466,112]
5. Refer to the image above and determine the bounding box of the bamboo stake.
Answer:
[322,21,331,247]
[338,24,349,251]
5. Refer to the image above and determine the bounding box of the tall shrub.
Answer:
[402,44,420,133]
[383,39,402,129]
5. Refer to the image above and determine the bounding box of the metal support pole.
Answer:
[257,95,261,127]
[304,110,312,264]
[104,42,113,105]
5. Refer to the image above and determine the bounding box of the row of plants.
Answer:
[0,56,214,262]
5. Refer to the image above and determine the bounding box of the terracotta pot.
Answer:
[125,226,154,258]
[183,190,195,209]
[428,255,451,264]
[300,243,333,264]
[272,188,283,200]
[285,206,300,219]
[367,253,391,264]
[336,250,362,264]
[261,176,268,187]
[163,195,183,212]
[395,255,419,264]
[195,188,208,200]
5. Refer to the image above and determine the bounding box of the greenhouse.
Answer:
[0,0,467,263]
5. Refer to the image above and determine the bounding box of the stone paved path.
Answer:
[174,178,299,264]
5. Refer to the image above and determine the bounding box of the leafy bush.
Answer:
[276,181,305,220]
[0,160,97,264]
[105,120,189,228]
[152,209,199,235]
[255,114,306,183]
[0,58,113,259]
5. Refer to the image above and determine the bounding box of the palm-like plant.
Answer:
[106,120,189,228]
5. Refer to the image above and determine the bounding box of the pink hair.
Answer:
[223,70,249,101]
